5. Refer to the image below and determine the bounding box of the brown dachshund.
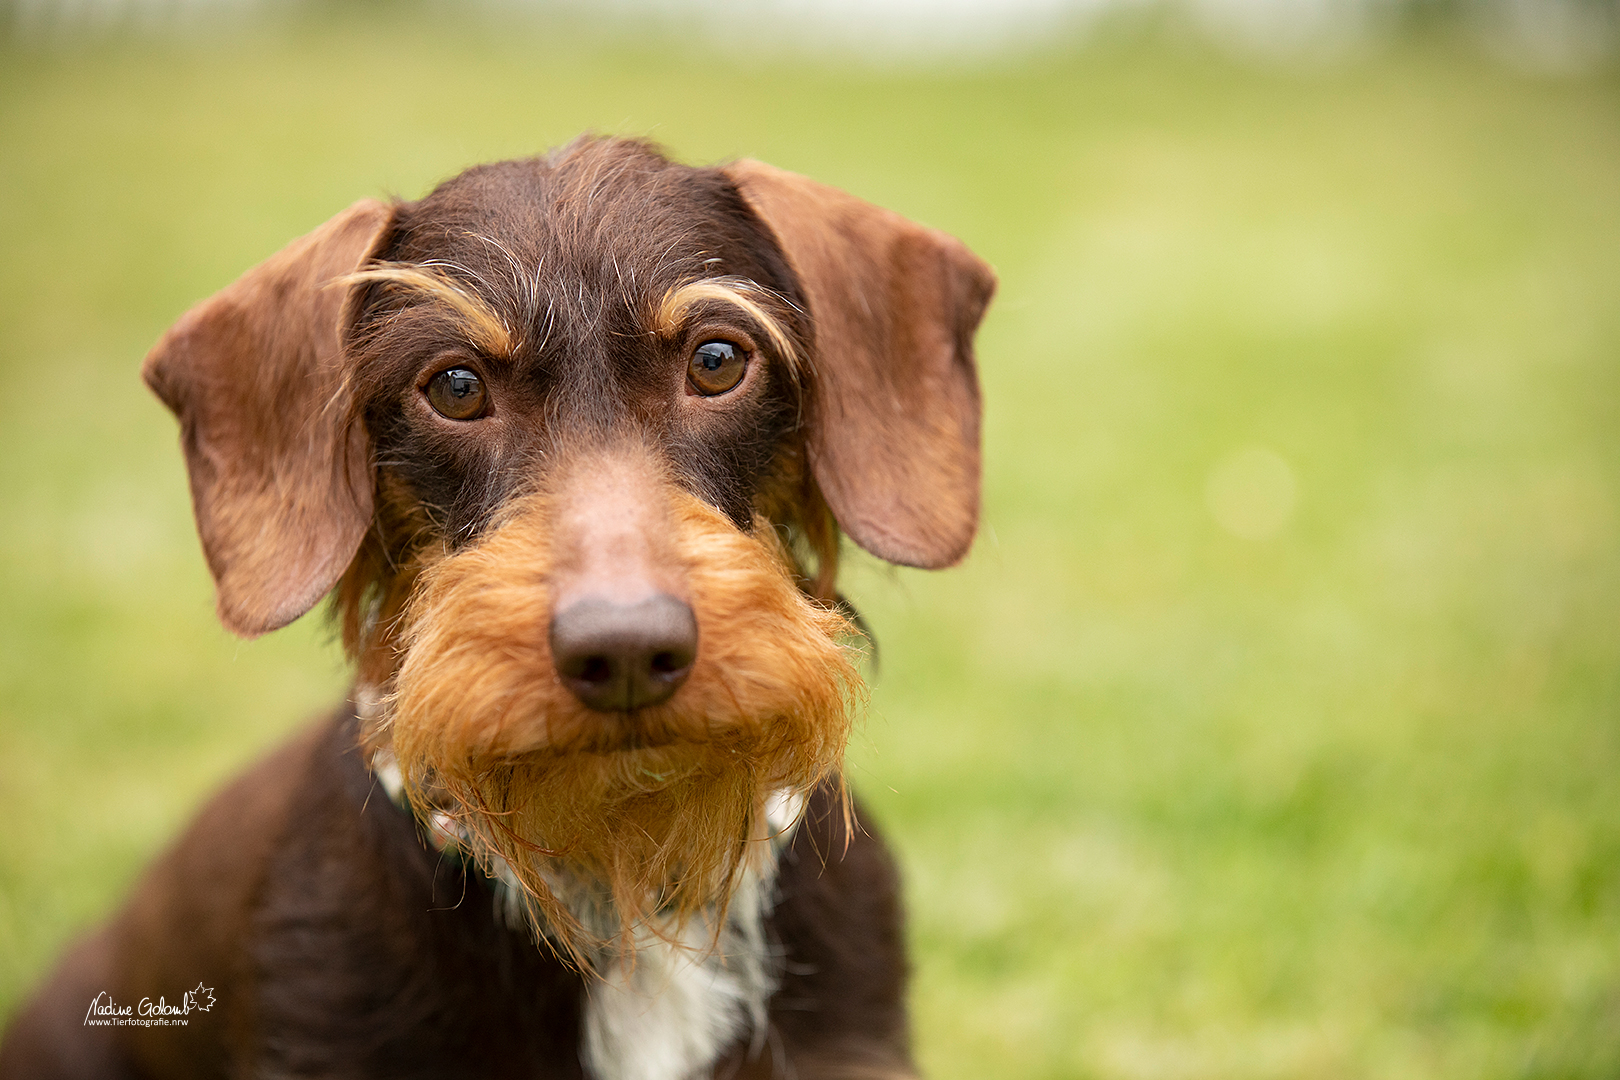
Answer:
[0,136,994,1080]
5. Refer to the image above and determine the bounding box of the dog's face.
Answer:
[142,138,993,961]
[348,147,808,544]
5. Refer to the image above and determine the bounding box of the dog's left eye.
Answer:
[426,368,488,420]
[688,341,746,396]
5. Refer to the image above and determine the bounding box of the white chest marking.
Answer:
[580,868,775,1080]
[581,791,806,1080]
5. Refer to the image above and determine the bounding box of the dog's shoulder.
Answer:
[110,713,586,1078]
[747,785,915,1078]
[248,714,588,1078]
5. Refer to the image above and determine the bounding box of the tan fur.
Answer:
[653,277,801,373]
[373,472,857,966]
[340,263,515,358]
[334,470,442,701]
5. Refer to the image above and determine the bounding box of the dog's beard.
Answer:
[420,742,798,966]
[380,489,856,968]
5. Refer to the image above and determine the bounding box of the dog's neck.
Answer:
[367,740,803,1080]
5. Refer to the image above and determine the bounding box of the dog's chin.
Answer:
[396,735,784,966]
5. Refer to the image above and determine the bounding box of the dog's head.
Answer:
[143,137,994,961]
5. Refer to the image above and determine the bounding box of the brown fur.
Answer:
[2,137,994,1080]
[727,159,992,569]
[140,199,391,637]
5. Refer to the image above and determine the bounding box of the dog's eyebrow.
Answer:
[653,277,799,372]
[339,262,515,358]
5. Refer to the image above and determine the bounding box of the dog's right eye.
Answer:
[426,368,488,420]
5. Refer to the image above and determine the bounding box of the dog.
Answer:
[0,136,994,1080]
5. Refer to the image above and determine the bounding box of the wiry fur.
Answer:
[653,277,802,374]
[0,137,994,1080]
[367,744,796,1080]
[339,262,517,358]
[378,477,856,966]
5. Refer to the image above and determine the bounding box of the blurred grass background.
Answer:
[3,3,1620,1077]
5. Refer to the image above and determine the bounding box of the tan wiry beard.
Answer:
[374,489,857,970]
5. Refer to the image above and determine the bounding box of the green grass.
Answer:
[3,13,1620,1078]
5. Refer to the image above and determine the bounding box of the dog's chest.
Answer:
[542,797,800,1080]
[578,871,776,1080]
[378,753,797,1080]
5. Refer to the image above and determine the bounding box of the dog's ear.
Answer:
[725,160,995,569]
[142,199,393,637]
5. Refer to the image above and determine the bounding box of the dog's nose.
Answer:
[549,594,698,712]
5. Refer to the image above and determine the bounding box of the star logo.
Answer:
[185,984,216,1013]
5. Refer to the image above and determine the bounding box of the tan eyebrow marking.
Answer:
[653,277,800,372]
[339,263,515,358]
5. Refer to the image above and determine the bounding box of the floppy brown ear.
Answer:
[142,199,393,637]
[725,160,995,569]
